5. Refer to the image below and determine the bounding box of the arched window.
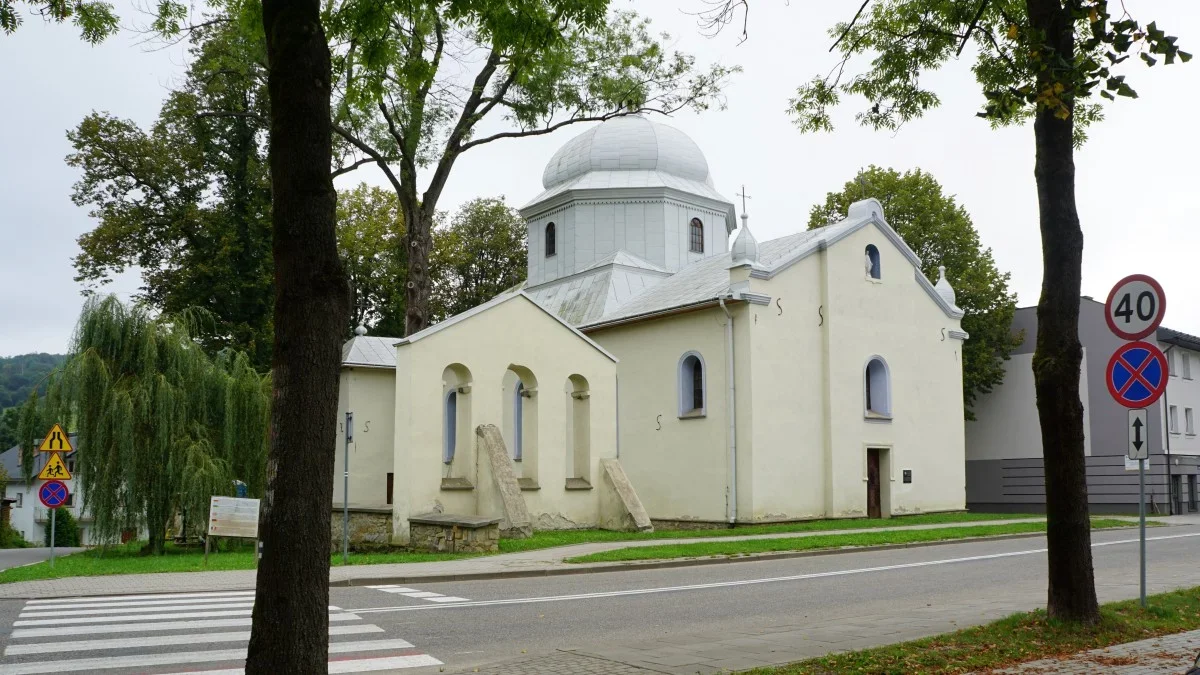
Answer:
[512,382,524,461]
[689,218,704,253]
[865,357,891,418]
[865,244,881,279]
[545,222,556,257]
[443,390,458,463]
[678,352,706,417]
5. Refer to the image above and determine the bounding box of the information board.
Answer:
[207,496,260,538]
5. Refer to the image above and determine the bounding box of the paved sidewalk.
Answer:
[988,628,1200,674]
[0,518,1057,598]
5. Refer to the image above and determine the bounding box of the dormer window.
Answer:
[689,218,704,253]
[545,222,556,257]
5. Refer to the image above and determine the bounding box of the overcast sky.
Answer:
[1,1,1197,357]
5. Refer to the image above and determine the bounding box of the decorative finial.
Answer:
[934,266,958,308]
[731,215,759,266]
[354,324,368,336]
[736,185,752,216]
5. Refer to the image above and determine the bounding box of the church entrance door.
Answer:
[866,449,882,519]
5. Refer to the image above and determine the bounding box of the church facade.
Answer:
[336,115,969,541]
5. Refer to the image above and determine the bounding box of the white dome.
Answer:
[542,115,712,189]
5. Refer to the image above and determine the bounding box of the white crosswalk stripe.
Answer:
[365,584,471,604]
[0,590,442,674]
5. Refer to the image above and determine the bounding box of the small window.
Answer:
[678,352,706,417]
[1168,349,1178,376]
[386,473,394,505]
[545,222,556,257]
[865,245,881,279]
[689,218,704,253]
[13,493,21,508]
[68,460,75,473]
[513,382,525,461]
[865,357,892,418]
[63,493,74,507]
[1169,405,1179,434]
[1186,408,1196,436]
[1184,353,1192,380]
[444,390,458,463]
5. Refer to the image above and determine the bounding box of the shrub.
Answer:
[43,507,81,547]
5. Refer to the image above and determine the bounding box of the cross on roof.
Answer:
[736,185,752,214]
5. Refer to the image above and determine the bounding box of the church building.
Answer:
[336,115,969,543]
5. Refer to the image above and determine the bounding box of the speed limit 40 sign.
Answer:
[1105,274,1166,341]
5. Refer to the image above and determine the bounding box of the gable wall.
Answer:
[392,297,617,541]
[822,224,966,515]
[335,367,397,508]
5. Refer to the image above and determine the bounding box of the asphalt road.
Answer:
[0,526,1195,673]
[0,548,84,572]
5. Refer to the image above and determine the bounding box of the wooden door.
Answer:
[867,449,882,519]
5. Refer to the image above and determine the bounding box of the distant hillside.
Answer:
[0,353,66,409]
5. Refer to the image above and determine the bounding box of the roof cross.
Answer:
[736,185,752,214]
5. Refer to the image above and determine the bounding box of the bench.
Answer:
[408,513,501,553]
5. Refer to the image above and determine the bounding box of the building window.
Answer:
[513,382,525,461]
[865,245,881,279]
[678,352,706,417]
[1187,408,1196,436]
[689,218,704,253]
[1169,404,1179,434]
[1168,349,1178,376]
[444,390,458,463]
[386,473,394,505]
[865,357,892,418]
[545,222,556,257]
[13,493,21,508]
[1189,474,1198,513]
[1184,353,1193,380]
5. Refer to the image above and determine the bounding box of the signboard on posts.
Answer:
[207,496,260,539]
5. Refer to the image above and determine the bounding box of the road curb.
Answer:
[334,528,1138,587]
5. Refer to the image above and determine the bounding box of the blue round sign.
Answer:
[1106,341,1168,409]
[38,479,69,509]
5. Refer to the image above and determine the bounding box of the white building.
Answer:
[1,440,93,545]
[337,115,969,541]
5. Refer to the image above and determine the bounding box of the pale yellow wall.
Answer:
[334,367,396,507]
[589,306,734,523]
[820,224,966,516]
[393,296,618,541]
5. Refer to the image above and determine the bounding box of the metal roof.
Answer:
[341,335,401,369]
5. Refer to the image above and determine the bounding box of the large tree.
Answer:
[808,167,1021,419]
[17,297,270,552]
[705,0,1188,623]
[329,1,735,335]
[6,0,347,668]
[430,197,527,322]
[337,184,406,335]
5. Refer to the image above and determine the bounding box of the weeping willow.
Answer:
[20,296,270,554]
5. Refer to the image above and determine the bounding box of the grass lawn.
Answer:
[564,519,1141,563]
[498,511,1043,554]
[755,585,1200,674]
[0,540,474,585]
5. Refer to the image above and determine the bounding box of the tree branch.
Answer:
[196,110,267,124]
[459,105,680,153]
[958,0,991,56]
[422,48,502,209]
[331,157,377,179]
[331,123,403,195]
[831,0,872,52]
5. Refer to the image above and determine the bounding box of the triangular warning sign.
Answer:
[37,424,73,453]
[36,452,71,481]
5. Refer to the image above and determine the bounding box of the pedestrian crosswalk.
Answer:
[366,584,470,603]
[0,590,442,674]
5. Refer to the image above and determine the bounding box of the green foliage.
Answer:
[430,198,528,322]
[43,507,80,547]
[66,21,274,368]
[0,522,28,548]
[784,0,1188,147]
[0,0,118,43]
[337,185,407,336]
[23,296,271,554]
[0,407,20,450]
[808,167,1021,419]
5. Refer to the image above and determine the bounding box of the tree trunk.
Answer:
[246,0,346,671]
[1026,0,1100,625]
[402,205,434,336]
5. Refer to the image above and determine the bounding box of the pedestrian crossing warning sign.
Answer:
[37,424,73,452]
[36,452,71,481]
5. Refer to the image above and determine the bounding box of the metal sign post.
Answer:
[343,412,353,566]
[1128,408,1149,607]
[1105,274,1166,611]
[38,479,69,568]
[49,509,55,568]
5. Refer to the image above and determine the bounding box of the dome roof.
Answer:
[542,115,712,189]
